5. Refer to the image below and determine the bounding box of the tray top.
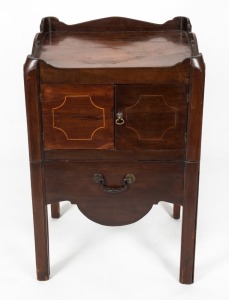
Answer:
[37,31,192,68]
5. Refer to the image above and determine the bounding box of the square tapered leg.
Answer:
[30,163,50,281]
[180,163,199,284]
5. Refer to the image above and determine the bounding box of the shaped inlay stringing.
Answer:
[126,95,177,140]
[52,95,105,140]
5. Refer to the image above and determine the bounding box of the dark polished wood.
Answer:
[44,149,186,161]
[24,16,205,283]
[39,16,191,33]
[38,31,191,69]
[24,57,50,280]
[41,84,114,149]
[45,161,184,225]
[51,203,60,218]
[30,163,49,280]
[24,58,42,162]
[39,59,190,85]
[186,55,205,161]
[173,204,181,219]
[115,84,188,151]
[180,162,199,284]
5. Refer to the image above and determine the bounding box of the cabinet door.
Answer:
[115,85,188,150]
[41,85,114,149]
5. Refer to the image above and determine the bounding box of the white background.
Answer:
[1,0,229,299]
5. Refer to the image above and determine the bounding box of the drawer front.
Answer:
[115,84,188,150]
[41,84,114,149]
[45,162,184,226]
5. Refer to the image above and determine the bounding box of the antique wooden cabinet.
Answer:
[24,16,205,284]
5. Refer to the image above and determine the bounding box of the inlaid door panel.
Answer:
[115,85,188,150]
[41,84,114,149]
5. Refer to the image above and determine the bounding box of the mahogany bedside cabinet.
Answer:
[24,16,205,284]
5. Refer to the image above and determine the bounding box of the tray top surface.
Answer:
[37,31,192,68]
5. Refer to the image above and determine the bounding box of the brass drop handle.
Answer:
[115,112,124,125]
[93,173,136,193]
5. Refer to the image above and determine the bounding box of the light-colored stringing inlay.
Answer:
[126,95,177,140]
[52,95,105,140]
